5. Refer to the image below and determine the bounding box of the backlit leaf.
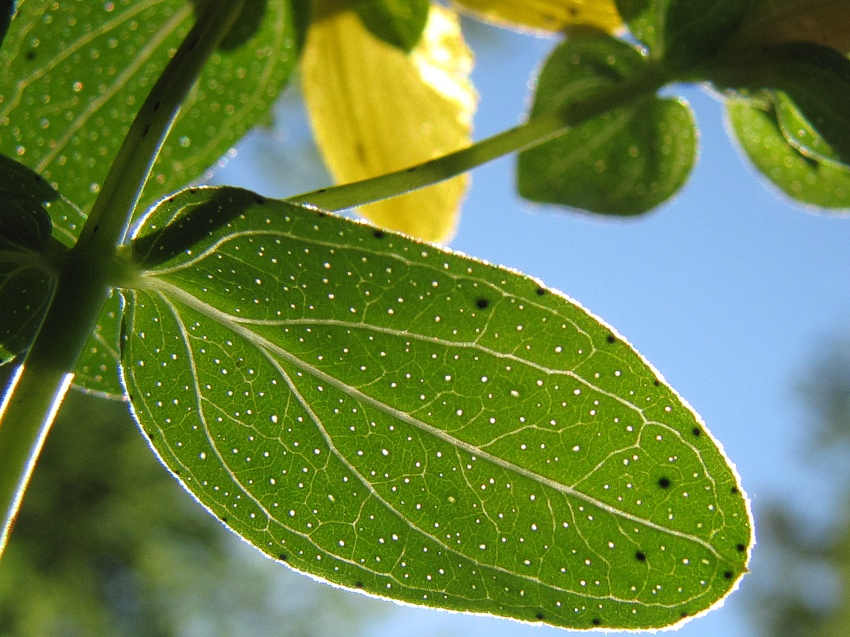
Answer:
[0,0,297,232]
[352,0,430,52]
[302,0,475,243]
[73,294,125,398]
[722,43,850,171]
[452,0,621,33]
[121,186,752,631]
[727,98,850,209]
[518,34,696,215]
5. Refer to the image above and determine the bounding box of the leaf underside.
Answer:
[518,34,696,216]
[727,99,850,209]
[122,186,751,631]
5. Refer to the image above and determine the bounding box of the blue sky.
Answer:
[215,17,850,637]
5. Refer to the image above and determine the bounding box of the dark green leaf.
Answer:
[517,35,697,216]
[0,0,298,231]
[0,194,49,254]
[0,0,13,50]
[352,0,430,52]
[0,152,83,247]
[662,0,752,68]
[616,0,753,67]
[614,0,658,51]
[727,98,850,209]
[122,186,752,630]
[0,156,57,363]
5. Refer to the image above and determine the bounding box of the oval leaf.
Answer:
[518,35,696,216]
[452,0,622,33]
[122,186,752,631]
[301,0,475,243]
[727,98,850,209]
[352,0,430,52]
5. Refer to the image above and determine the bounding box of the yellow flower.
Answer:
[302,0,622,243]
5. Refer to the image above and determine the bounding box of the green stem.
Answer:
[0,1,246,559]
[289,66,670,211]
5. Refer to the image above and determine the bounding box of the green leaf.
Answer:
[615,0,752,67]
[614,0,659,52]
[0,155,57,363]
[72,294,125,398]
[727,98,850,209]
[0,0,297,233]
[661,0,751,69]
[352,0,430,52]
[732,43,850,171]
[121,186,752,630]
[517,35,697,216]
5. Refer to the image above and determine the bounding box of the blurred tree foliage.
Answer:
[0,371,383,637]
[747,339,850,637]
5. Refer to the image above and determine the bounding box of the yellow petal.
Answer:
[451,0,622,33]
[301,0,476,243]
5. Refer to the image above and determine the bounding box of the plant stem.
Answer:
[289,66,670,212]
[0,1,246,559]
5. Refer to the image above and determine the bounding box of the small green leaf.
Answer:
[0,0,297,231]
[122,186,751,630]
[734,43,850,171]
[727,98,850,209]
[352,0,430,52]
[517,35,697,215]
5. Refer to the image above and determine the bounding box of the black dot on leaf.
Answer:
[535,612,545,621]
[278,553,287,561]
[317,211,326,218]
[26,50,36,60]
[723,571,734,579]
[220,516,228,523]
[592,618,601,626]
[635,551,646,562]
[373,230,384,239]
[476,298,490,309]
[355,581,364,588]
[606,334,617,344]
[653,379,661,386]
[692,427,702,437]
[736,543,746,552]
[731,487,740,495]
[254,195,266,205]
[658,477,671,489]
[680,612,689,618]
[536,287,546,296]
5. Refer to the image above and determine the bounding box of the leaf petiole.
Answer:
[289,65,669,212]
